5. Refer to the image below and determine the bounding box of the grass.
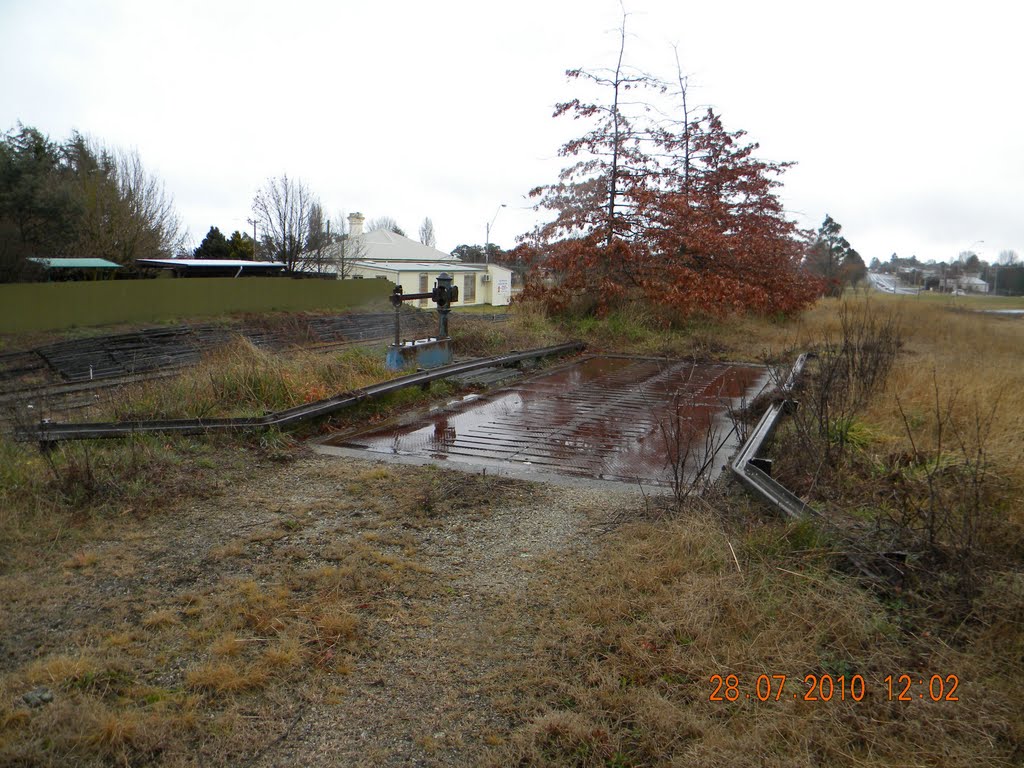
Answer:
[0,419,529,765]
[104,339,399,421]
[2,289,1021,765]
[491,504,1020,766]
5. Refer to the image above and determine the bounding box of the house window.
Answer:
[419,273,429,307]
[463,274,476,304]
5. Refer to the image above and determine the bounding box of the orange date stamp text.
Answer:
[709,673,960,702]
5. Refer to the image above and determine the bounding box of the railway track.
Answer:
[19,343,583,444]
[1,310,488,429]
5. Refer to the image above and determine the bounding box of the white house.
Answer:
[937,273,990,294]
[326,213,513,307]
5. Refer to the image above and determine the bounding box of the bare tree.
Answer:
[304,202,333,274]
[418,216,436,248]
[366,215,405,236]
[251,175,318,271]
[533,5,664,249]
[68,137,186,263]
[999,249,1019,265]
[327,211,365,279]
[114,148,187,260]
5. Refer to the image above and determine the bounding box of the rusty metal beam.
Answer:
[19,342,585,445]
[729,353,813,519]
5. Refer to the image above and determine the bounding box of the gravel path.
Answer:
[252,457,626,767]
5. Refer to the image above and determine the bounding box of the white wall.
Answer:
[348,264,510,306]
[484,264,513,306]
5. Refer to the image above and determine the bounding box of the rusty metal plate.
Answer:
[314,356,770,488]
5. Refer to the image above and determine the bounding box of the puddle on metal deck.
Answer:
[314,356,771,488]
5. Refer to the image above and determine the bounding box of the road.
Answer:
[869,272,919,295]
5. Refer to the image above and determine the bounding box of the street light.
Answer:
[485,204,506,265]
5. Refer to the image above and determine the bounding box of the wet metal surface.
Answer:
[316,356,770,488]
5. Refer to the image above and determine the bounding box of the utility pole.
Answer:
[247,217,258,260]
[485,204,506,265]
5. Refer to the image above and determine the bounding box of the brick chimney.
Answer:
[348,212,365,237]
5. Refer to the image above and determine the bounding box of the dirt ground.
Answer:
[1,445,627,766]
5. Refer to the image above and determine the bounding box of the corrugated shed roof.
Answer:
[136,259,286,268]
[30,257,122,269]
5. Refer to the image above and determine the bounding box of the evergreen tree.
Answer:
[193,226,230,260]
[805,215,863,297]
[226,230,254,260]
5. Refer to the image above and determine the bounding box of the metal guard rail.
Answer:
[729,353,812,519]
[20,342,586,445]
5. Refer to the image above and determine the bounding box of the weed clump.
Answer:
[771,300,1020,616]
[110,338,395,421]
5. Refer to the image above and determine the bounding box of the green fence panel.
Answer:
[0,278,393,333]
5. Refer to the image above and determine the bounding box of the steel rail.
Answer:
[20,342,585,445]
[729,353,812,519]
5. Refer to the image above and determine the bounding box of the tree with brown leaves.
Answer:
[524,24,820,320]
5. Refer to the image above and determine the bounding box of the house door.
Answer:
[419,274,429,307]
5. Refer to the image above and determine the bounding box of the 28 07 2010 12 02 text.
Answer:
[708,673,960,702]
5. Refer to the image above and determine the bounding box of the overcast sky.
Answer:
[2,0,1020,264]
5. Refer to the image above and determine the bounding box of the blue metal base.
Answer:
[386,338,453,371]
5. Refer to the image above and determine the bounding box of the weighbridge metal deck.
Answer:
[315,356,771,488]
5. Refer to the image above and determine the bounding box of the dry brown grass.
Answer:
[0,511,440,765]
[450,301,564,357]
[0,433,246,576]
[107,337,399,421]
[0,447,534,765]
[492,506,1020,767]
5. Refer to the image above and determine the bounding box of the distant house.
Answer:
[935,273,990,294]
[959,275,989,293]
[299,213,514,307]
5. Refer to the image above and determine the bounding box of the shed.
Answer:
[29,257,122,280]
[136,258,287,277]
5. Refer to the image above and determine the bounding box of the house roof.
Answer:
[30,257,122,269]
[294,231,457,273]
[355,230,459,262]
[352,260,490,274]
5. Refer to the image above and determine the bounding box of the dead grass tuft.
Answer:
[141,609,180,630]
[261,636,304,672]
[63,551,99,569]
[210,633,244,658]
[451,303,563,357]
[186,662,267,694]
[26,654,100,688]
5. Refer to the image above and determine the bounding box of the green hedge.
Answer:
[0,277,393,333]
